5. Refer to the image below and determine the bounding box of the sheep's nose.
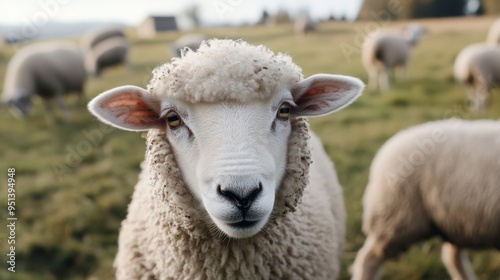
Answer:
[217,183,262,210]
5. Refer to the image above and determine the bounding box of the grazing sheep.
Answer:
[81,27,130,76]
[362,25,423,93]
[88,39,364,279]
[169,33,206,57]
[486,18,500,45]
[453,43,500,111]
[352,118,500,280]
[1,42,87,122]
[294,15,316,36]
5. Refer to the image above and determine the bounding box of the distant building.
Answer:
[137,16,178,38]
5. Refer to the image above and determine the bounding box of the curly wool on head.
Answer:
[148,39,303,103]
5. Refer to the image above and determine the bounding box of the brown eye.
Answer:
[277,103,291,119]
[166,111,182,128]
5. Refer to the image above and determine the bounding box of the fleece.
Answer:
[114,39,346,279]
[115,118,346,279]
[1,43,86,102]
[362,118,500,257]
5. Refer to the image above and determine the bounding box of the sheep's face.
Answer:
[88,73,364,239]
[4,90,32,118]
[162,92,294,238]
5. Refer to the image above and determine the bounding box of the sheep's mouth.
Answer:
[227,220,259,229]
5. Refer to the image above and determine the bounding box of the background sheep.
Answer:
[352,118,500,280]
[88,39,364,279]
[81,27,130,76]
[294,15,316,36]
[169,33,206,57]
[486,18,500,45]
[1,42,87,122]
[362,25,423,93]
[453,43,500,111]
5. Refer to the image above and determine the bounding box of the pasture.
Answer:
[0,16,499,279]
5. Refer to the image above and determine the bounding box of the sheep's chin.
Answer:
[211,215,270,239]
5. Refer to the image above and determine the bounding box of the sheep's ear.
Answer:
[88,85,163,131]
[291,74,364,116]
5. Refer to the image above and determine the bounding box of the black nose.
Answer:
[218,183,262,210]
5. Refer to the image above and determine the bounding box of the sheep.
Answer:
[362,25,423,93]
[351,118,500,280]
[486,18,500,45]
[169,33,206,57]
[88,39,364,279]
[294,15,316,36]
[453,43,500,111]
[1,42,87,123]
[81,27,130,76]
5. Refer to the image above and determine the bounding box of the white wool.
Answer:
[81,27,129,76]
[2,42,85,102]
[353,118,500,280]
[106,39,353,279]
[362,30,411,69]
[486,18,500,45]
[149,39,302,103]
[453,43,500,111]
[81,27,126,49]
[362,27,421,92]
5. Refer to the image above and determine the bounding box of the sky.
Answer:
[0,0,363,27]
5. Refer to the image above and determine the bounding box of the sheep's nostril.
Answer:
[218,184,262,210]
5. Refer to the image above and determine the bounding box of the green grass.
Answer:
[1,17,500,279]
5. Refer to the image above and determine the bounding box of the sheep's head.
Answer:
[2,89,32,118]
[88,39,364,239]
[402,24,426,46]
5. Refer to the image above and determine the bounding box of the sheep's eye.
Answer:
[277,103,291,119]
[166,111,182,128]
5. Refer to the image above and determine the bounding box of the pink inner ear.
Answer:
[297,85,345,104]
[102,91,160,126]
[295,84,348,114]
[307,85,342,95]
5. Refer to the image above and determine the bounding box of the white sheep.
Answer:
[1,42,87,122]
[362,25,423,93]
[294,15,316,36]
[169,33,206,57]
[453,43,500,111]
[486,18,500,45]
[81,27,130,76]
[88,39,364,279]
[352,118,500,280]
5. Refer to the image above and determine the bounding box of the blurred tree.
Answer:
[327,14,337,21]
[257,10,270,25]
[357,0,468,20]
[357,0,401,20]
[478,0,500,14]
[268,9,292,25]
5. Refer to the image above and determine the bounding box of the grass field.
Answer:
[1,16,500,280]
